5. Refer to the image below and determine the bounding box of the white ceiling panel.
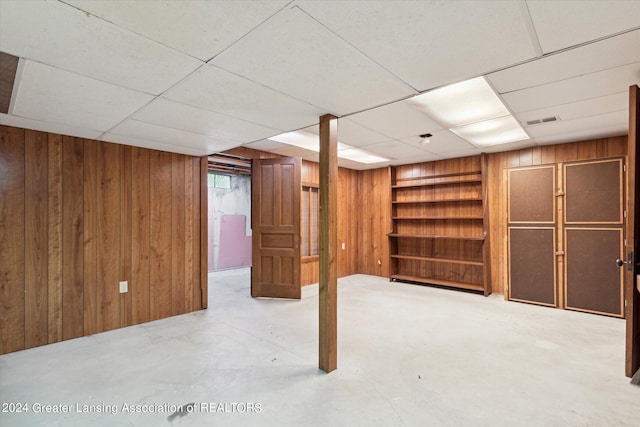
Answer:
[473,139,535,154]
[164,65,325,131]
[526,111,628,139]
[12,60,154,132]
[271,145,318,158]
[488,29,640,94]
[501,61,640,113]
[100,133,210,157]
[335,158,391,171]
[64,0,289,61]
[211,5,415,115]
[297,0,539,92]
[348,100,444,139]
[534,127,627,146]
[0,113,103,140]
[301,119,392,147]
[526,0,640,53]
[335,118,393,147]
[363,140,438,161]
[244,139,290,152]
[400,130,476,155]
[109,119,237,155]
[134,98,279,143]
[0,0,202,95]
[516,92,628,125]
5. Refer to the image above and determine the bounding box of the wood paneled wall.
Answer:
[356,168,391,277]
[0,125,207,355]
[301,161,360,285]
[487,136,627,295]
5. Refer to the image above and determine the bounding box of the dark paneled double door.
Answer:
[507,158,625,317]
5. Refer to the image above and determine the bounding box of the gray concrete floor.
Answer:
[1,268,639,426]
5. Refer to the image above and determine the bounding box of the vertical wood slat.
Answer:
[319,114,338,373]
[0,126,25,353]
[120,146,132,327]
[83,139,98,335]
[150,151,173,320]
[481,153,492,296]
[184,156,194,312]
[131,147,151,325]
[61,136,84,340]
[47,133,63,344]
[97,142,120,332]
[172,154,186,316]
[25,130,48,348]
[199,156,207,309]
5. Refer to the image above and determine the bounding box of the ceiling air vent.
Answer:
[525,116,560,126]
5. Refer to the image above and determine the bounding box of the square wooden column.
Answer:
[319,114,338,373]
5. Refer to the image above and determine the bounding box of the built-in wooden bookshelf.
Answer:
[388,154,491,295]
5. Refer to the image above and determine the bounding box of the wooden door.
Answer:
[563,158,624,317]
[251,157,301,299]
[626,84,640,378]
[507,165,557,306]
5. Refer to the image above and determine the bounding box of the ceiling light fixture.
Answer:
[407,76,529,147]
[419,133,432,144]
[268,131,390,164]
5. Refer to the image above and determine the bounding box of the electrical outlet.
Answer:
[378,259,382,266]
[119,281,128,293]
[341,242,346,250]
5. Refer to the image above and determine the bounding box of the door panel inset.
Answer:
[565,229,624,317]
[508,166,556,224]
[508,227,557,306]
[564,159,623,224]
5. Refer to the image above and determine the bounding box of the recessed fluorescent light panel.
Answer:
[408,76,529,146]
[269,131,390,164]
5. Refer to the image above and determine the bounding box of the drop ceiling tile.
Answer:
[348,100,444,139]
[165,65,324,131]
[271,145,318,157]
[476,140,535,154]
[299,120,391,147]
[100,133,210,157]
[488,29,640,93]
[336,158,390,171]
[211,5,415,115]
[109,119,237,155]
[297,0,539,91]
[400,130,476,155]
[134,98,280,143]
[0,0,202,95]
[526,0,640,53]
[516,92,628,125]
[525,111,628,139]
[534,126,627,146]
[64,0,289,61]
[11,60,153,131]
[389,152,444,166]
[362,140,434,161]
[0,113,103,140]
[335,118,393,146]
[244,140,290,152]
[501,61,640,113]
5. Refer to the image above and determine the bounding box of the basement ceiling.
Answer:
[0,0,639,170]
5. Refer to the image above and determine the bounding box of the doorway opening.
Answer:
[207,154,252,272]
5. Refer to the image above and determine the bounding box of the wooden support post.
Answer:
[319,114,338,373]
